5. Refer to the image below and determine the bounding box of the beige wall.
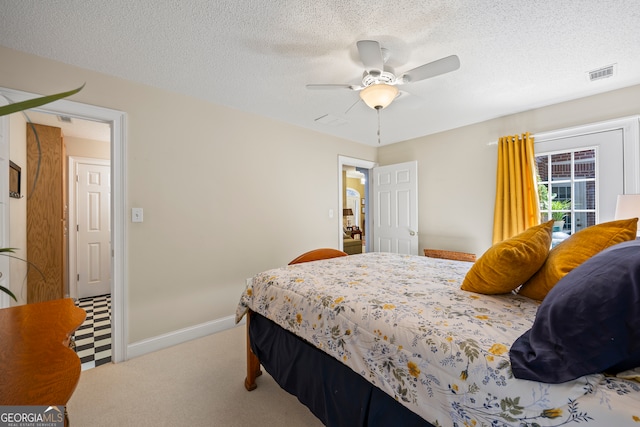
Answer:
[0,46,377,343]
[65,136,110,160]
[378,84,640,258]
[8,113,27,305]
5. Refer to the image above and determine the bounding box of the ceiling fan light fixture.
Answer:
[359,83,398,110]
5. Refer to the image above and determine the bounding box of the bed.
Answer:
[235,250,640,426]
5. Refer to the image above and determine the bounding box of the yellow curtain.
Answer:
[492,132,540,243]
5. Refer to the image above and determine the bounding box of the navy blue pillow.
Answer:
[510,239,640,383]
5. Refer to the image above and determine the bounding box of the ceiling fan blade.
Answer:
[400,55,460,84]
[357,40,384,73]
[394,90,423,110]
[344,98,363,115]
[306,84,360,90]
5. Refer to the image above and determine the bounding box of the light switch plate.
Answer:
[132,208,143,223]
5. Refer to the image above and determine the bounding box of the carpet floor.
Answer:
[67,324,324,427]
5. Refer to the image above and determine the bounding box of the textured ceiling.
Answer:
[1,0,639,146]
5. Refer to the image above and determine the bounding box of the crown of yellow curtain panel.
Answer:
[492,132,540,244]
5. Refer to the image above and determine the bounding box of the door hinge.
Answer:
[77,273,80,281]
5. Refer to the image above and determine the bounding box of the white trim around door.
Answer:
[0,86,128,364]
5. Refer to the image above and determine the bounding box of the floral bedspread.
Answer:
[235,252,640,426]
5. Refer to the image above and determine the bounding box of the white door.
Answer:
[372,161,419,255]
[75,161,111,299]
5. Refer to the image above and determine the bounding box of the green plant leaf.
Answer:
[0,248,17,301]
[0,85,84,117]
[0,285,17,302]
[0,248,46,302]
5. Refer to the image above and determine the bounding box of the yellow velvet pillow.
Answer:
[461,220,554,295]
[518,218,638,300]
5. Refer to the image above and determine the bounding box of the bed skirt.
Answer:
[249,312,434,427]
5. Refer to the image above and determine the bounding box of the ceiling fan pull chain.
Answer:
[377,106,381,144]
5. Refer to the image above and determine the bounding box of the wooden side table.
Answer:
[0,299,86,413]
[350,229,362,240]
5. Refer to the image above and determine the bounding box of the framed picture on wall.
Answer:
[9,161,21,198]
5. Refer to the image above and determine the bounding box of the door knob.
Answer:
[409,229,416,236]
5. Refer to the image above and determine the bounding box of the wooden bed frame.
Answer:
[244,310,262,391]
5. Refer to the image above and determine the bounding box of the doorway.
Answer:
[23,114,113,370]
[339,157,420,256]
[0,85,126,364]
[339,156,376,253]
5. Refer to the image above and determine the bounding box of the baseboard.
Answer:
[126,315,246,360]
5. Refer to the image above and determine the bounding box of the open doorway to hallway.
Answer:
[343,166,368,254]
[339,156,376,255]
[20,111,113,370]
[0,85,126,366]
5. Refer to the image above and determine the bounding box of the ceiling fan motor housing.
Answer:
[362,70,397,87]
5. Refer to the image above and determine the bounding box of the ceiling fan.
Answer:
[307,40,460,111]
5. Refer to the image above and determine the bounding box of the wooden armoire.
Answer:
[26,123,67,303]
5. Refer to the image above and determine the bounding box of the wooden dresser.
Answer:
[0,299,86,409]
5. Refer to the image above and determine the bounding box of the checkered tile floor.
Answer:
[74,294,112,371]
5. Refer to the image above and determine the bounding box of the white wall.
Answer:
[378,84,640,258]
[0,45,377,344]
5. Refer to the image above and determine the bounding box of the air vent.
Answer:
[588,64,615,81]
[57,115,73,123]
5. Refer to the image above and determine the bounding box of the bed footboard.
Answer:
[244,310,262,391]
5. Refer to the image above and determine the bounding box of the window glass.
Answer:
[574,150,596,179]
[550,153,571,181]
[537,148,597,244]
